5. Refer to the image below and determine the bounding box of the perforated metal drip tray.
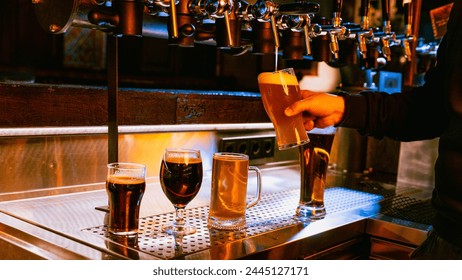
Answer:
[82,187,383,259]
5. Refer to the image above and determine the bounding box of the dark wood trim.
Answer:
[0,83,269,128]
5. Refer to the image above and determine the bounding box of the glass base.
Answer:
[295,204,326,222]
[108,228,139,237]
[162,223,196,236]
[208,216,246,231]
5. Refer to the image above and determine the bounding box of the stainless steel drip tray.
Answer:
[82,187,384,260]
[0,164,434,260]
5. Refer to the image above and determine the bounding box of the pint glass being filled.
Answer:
[258,68,309,150]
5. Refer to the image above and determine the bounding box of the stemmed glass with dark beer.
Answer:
[159,148,203,236]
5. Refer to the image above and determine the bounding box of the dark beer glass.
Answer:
[296,127,336,221]
[160,148,203,236]
[106,162,146,236]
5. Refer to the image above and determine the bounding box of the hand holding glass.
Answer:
[258,68,309,150]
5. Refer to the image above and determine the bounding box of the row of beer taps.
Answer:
[34,0,417,69]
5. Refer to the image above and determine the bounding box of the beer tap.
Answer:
[359,0,369,30]
[205,0,235,47]
[382,0,391,34]
[303,14,314,56]
[277,1,320,59]
[250,0,280,52]
[357,0,373,60]
[402,0,415,61]
[277,2,319,60]
[328,0,346,60]
[379,0,395,62]
[150,0,181,43]
[278,14,307,59]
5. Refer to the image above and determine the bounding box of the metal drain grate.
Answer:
[83,187,383,259]
[380,194,435,225]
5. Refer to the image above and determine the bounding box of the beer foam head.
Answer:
[258,70,298,85]
[108,174,145,184]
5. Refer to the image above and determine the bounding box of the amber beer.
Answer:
[296,127,336,221]
[208,153,262,230]
[106,163,146,236]
[258,68,309,150]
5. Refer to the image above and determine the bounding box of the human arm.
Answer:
[285,69,448,141]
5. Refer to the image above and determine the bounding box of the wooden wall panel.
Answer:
[0,83,269,127]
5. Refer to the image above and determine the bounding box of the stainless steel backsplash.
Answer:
[0,125,298,200]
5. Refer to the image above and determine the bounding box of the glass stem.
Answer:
[174,207,185,228]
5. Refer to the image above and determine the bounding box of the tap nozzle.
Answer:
[381,33,395,62]
[360,16,369,30]
[328,26,345,59]
[357,29,373,59]
[402,36,415,62]
[302,15,312,56]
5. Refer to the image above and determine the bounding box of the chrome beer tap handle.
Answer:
[359,0,370,30]
[380,33,396,62]
[381,0,391,34]
[152,0,180,38]
[302,15,313,55]
[276,2,320,57]
[328,26,346,60]
[203,0,237,48]
[403,38,413,61]
[402,0,415,62]
[357,28,373,59]
[250,0,279,48]
[332,0,342,28]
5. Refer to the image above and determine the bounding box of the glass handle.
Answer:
[246,166,262,209]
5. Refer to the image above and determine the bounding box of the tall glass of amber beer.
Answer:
[258,68,309,150]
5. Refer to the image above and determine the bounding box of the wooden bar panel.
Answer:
[0,83,269,128]
[176,94,269,124]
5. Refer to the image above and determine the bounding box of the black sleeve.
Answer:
[338,36,450,142]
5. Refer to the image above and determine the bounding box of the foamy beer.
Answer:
[258,68,309,150]
[208,153,262,230]
[106,163,146,236]
[296,127,336,221]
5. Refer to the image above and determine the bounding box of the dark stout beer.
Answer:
[299,132,335,206]
[106,175,146,235]
[160,157,203,208]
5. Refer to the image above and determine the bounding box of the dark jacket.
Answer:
[340,1,462,247]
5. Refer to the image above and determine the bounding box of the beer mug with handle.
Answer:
[208,152,262,230]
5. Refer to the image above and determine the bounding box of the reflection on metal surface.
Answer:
[83,187,383,259]
[0,127,280,200]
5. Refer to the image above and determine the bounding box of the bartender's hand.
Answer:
[284,90,345,131]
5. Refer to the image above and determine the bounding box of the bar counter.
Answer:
[0,162,432,260]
